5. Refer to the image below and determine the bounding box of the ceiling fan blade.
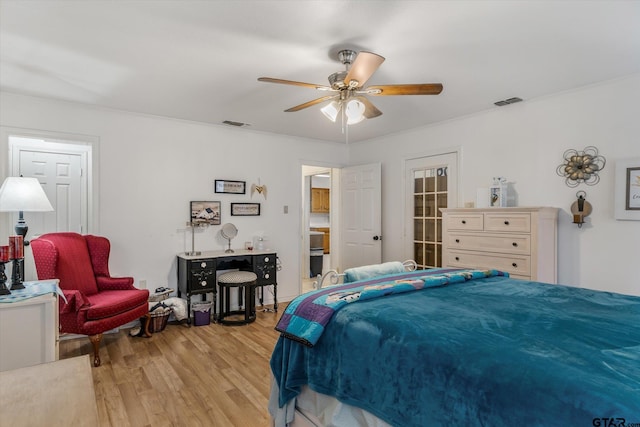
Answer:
[365,83,443,96]
[284,95,339,112]
[343,51,385,88]
[258,77,333,91]
[354,96,382,119]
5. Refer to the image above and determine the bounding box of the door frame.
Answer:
[300,161,341,293]
[402,147,462,261]
[1,126,100,236]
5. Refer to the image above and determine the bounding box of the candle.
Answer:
[9,235,23,259]
[0,245,9,263]
[573,214,584,224]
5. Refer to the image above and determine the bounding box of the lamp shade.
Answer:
[0,177,54,212]
[345,99,366,125]
[321,101,341,122]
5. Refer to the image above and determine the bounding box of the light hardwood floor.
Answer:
[59,306,284,427]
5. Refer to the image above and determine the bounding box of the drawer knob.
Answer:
[201,280,208,286]
[455,239,460,243]
[512,242,518,247]
[504,220,510,225]
[265,273,270,279]
[455,256,460,261]
[512,263,517,268]
[200,262,207,268]
[461,220,466,224]
[264,257,270,262]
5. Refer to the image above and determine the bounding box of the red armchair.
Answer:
[31,232,150,367]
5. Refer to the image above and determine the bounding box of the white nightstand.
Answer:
[0,280,60,372]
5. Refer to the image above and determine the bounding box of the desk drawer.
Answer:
[445,233,531,255]
[254,254,277,285]
[445,250,531,277]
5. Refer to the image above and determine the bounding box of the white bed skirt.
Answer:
[269,374,392,427]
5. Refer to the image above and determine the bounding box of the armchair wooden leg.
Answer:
[89,334,103,367]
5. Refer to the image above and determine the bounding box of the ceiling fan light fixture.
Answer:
[345,99,366,125]
[321,101,341,122]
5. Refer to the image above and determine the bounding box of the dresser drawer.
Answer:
[484,213,531,232]
[445,233,531,255]
[445,214,484,231]
[445,250,531,276]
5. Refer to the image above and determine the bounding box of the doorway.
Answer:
[301,165,336,294]
[404,151,459,268]
[6,132,97,280]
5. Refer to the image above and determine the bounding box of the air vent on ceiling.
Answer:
[222,120,251,127]
[494,97,523,107]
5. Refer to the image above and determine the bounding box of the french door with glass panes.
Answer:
[405,153,458,269]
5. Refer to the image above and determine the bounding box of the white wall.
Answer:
[3,74,639,300]
[349,74,640,296]
[0,92,348,302]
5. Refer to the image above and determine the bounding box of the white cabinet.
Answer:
[0,288,59,372]
[441,207,558,283]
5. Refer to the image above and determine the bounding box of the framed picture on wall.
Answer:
[614,158,640,220]
[190,201,221,225]
[231,203,260,216]
[215,180,246,194]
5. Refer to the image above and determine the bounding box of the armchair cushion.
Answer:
[84,290,149,320]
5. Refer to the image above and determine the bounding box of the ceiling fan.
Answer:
[258,49,443,125]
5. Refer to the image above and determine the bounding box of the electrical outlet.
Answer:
[284,205,288,214]
[140,279,147,288]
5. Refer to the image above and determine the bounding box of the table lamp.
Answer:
[0,176,54,290]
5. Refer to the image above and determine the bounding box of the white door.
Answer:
[10,136,89,239]
[340,162,382,270]
[405,152,458,268]
[19,150,84,236]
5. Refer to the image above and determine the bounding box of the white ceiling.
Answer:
[1,1,639,144]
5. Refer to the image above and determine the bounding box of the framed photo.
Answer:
[215,180,246,194]
[614,158,640,220]
[231,203,260,216]
[626,167,640,210]
[190,201,221,225]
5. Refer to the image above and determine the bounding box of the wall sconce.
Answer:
[571,190,592,228]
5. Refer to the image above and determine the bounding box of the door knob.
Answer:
[373,235,381,241]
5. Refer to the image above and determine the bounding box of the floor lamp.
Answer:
[0,176,54,291]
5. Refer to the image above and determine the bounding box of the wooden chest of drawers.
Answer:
[441,207,558,283]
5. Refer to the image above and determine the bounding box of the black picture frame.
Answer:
[231,203,260,216]
[190,201,221,225]
[215,180,246,194]
[626,166,640,211]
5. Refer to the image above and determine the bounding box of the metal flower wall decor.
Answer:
[556,146,606,187]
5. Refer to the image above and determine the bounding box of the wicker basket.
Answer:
[147,288,174,333]
[148,308,172,333]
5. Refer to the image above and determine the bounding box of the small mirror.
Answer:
[221,223,238,253]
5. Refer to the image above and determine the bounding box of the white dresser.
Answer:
[0,281,60,372]
[441,207,558,283]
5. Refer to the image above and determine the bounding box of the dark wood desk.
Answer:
[176,250,277,324]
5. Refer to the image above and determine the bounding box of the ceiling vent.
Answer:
[494,97,523,107]
[222,120,250,127]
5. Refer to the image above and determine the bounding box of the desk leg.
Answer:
[274,283,278,312]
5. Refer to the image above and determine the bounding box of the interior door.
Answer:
[405,152,458,268]
[340,162,382,270]
[11,135,89,238]
[18,149,84,236]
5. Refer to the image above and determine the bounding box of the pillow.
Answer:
[343,261,406,283]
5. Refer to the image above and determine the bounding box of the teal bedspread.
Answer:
[271,270,640,426]
[276,268,504,347]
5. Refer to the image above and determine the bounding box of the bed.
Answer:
[269,265,640,427]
